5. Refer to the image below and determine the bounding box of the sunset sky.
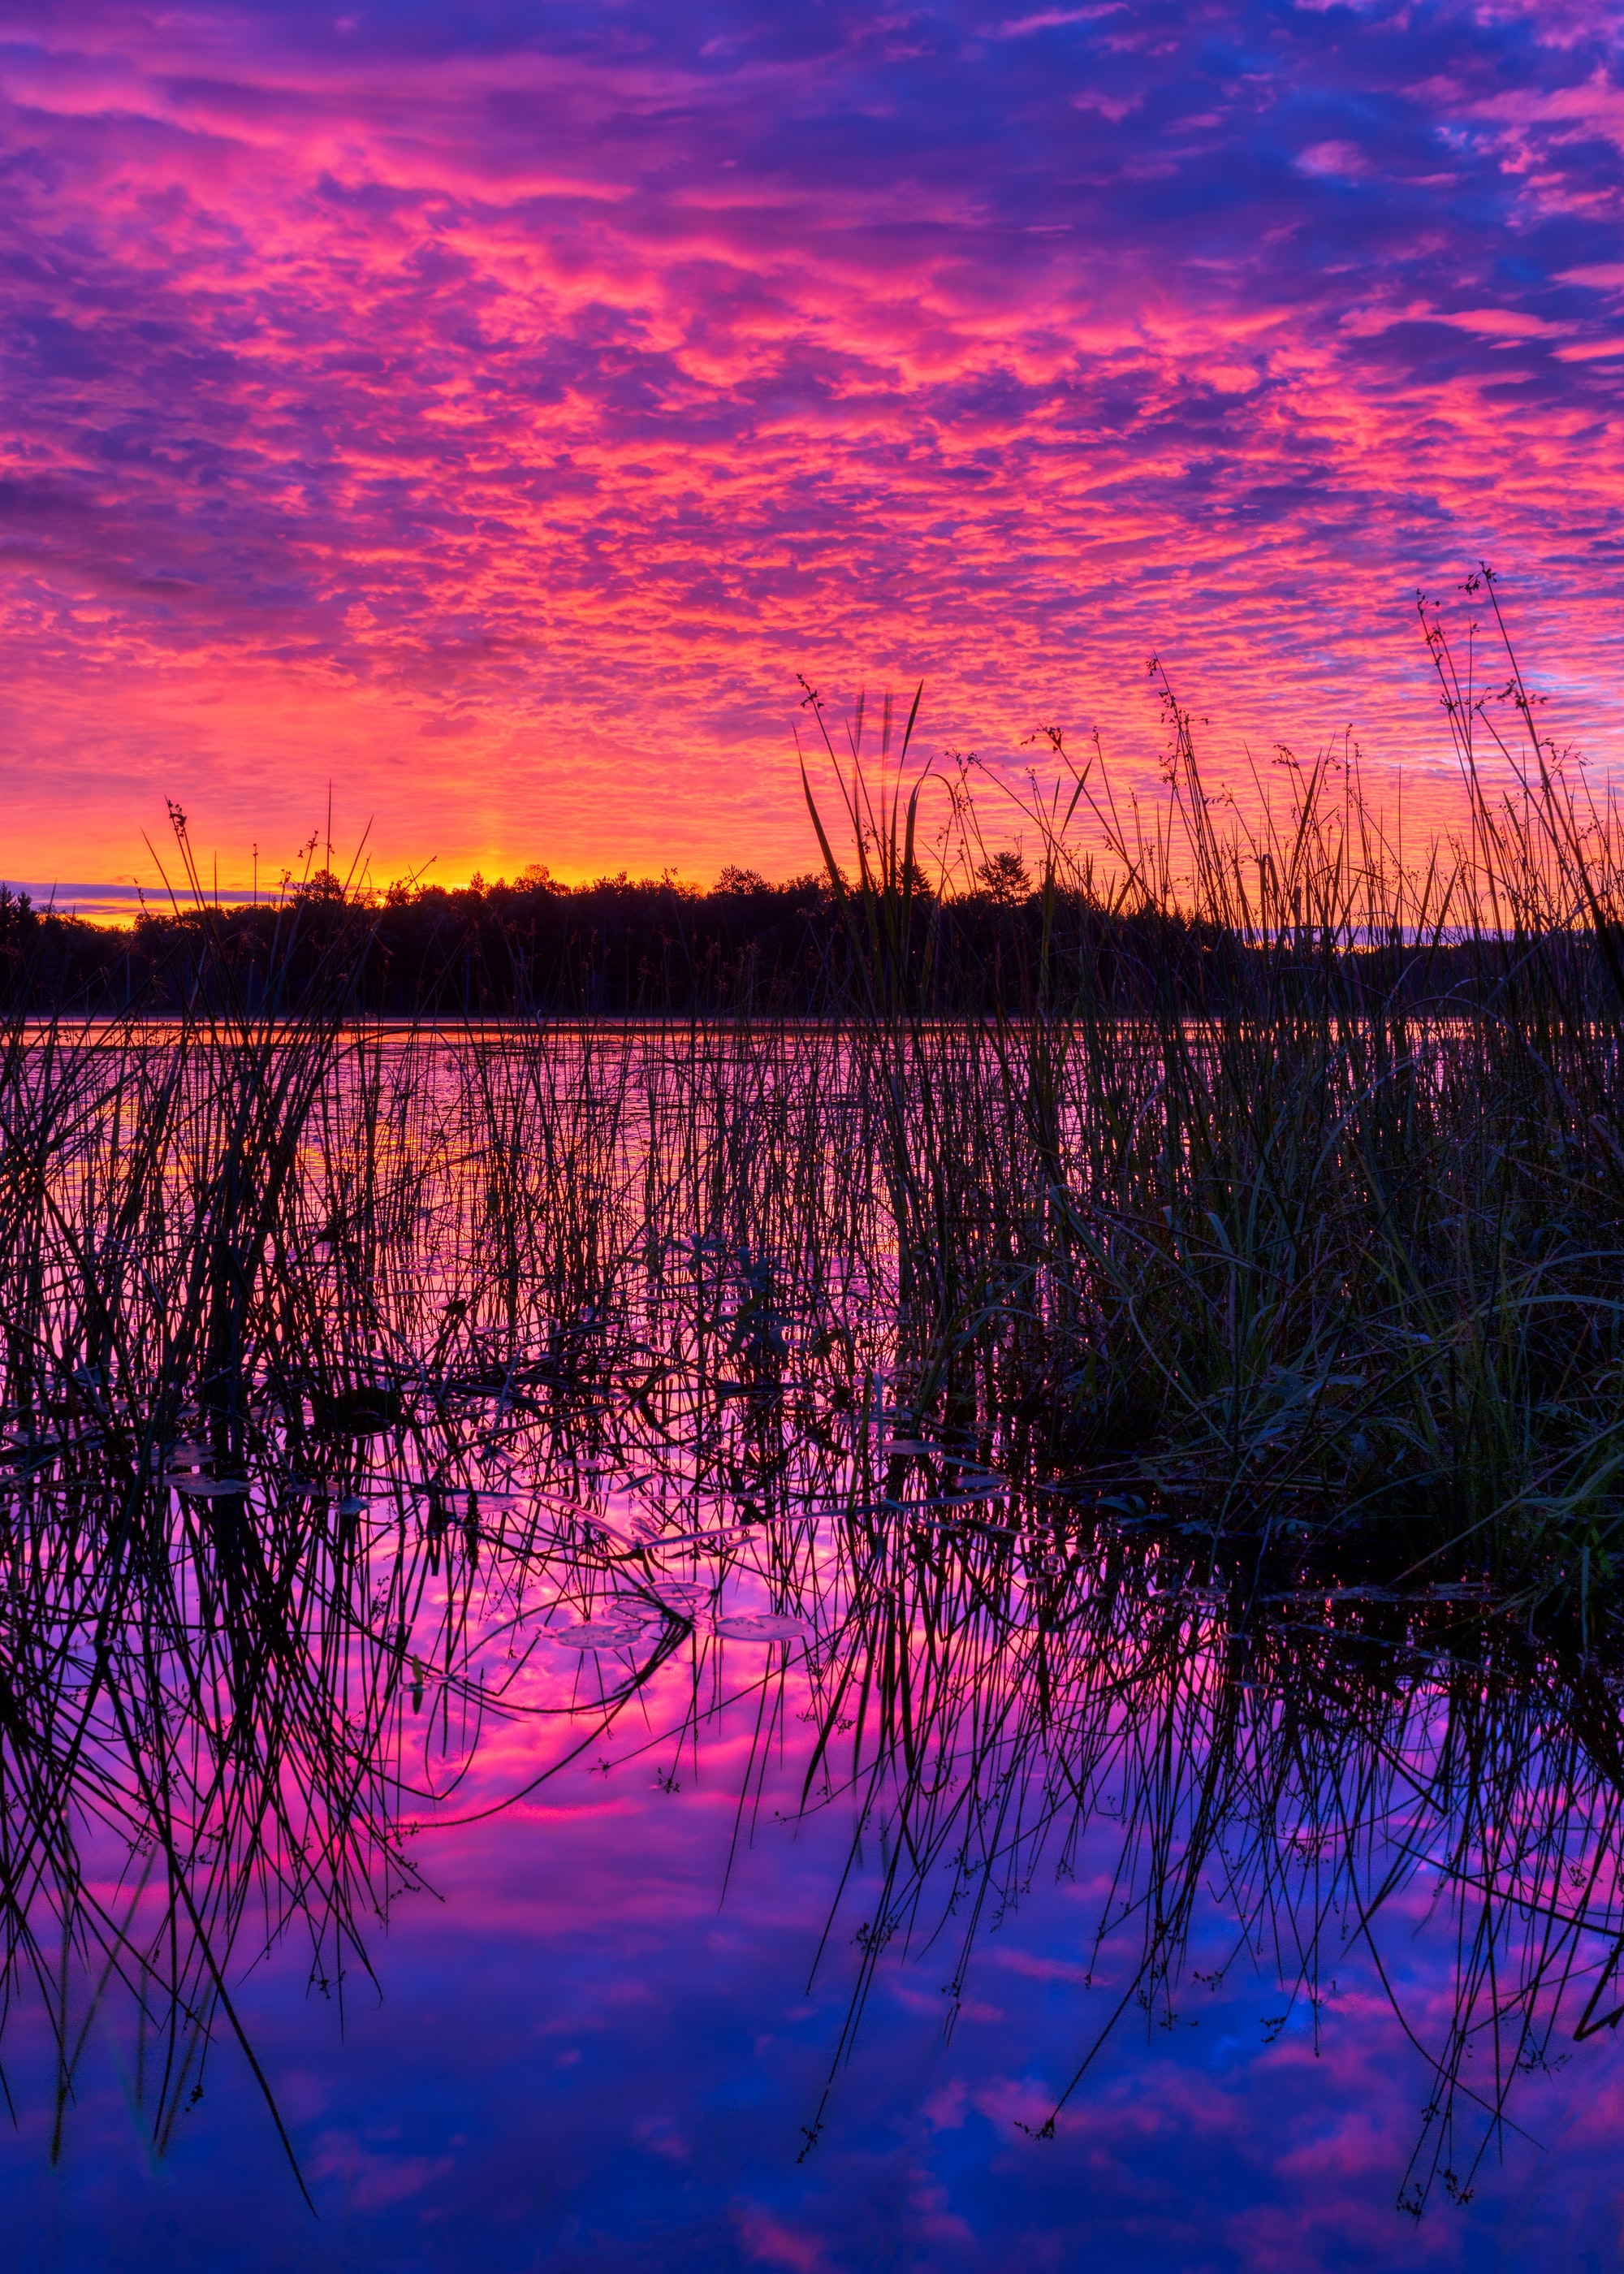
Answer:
[2,0,1622,903]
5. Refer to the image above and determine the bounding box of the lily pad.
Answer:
[542,1620,652,1650]
[650,1581,710,1611]
[712,1613,806,1643]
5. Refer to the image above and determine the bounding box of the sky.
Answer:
[2,1,1623,899]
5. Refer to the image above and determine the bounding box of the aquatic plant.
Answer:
[1,576,1622,2216]
[792,574,1624,1610]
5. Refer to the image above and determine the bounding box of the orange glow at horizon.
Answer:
[2,2,1622,900]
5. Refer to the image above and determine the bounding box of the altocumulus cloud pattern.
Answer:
[1,0,1622,884]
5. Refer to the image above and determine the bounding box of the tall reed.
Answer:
[0,581,1621,2214]
[795,579,1624,1611]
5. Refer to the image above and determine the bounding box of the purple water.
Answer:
[5,1026,1622,2270]
[6,1638,1624,2274]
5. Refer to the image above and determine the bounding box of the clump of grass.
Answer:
[797,573,1624,1615]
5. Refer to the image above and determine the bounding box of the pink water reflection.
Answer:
[8,1631,1623,2273]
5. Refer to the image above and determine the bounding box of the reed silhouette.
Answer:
[2,576,1622,2219]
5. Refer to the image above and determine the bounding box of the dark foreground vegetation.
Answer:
[3,578,1624,2211]
[4,582,1622,1608]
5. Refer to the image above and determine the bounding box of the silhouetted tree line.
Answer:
[2,872,1618,1021]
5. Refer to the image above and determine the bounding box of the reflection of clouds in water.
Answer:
[6,1766,1624,2268]
[6,1024,1624,2270]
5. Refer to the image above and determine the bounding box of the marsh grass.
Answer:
[792,577,1624,1608]
[1,580,1622,2212]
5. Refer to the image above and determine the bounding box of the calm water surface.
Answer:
[6,1593,1624,2274]
[3,1026,1622,2269]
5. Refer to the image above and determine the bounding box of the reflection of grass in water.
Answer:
[2,582,1624,2214]
[775,1531,1624,2216]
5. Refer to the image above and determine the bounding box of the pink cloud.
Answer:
[0,2,1620,889]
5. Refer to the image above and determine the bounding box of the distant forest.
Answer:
[0,862,1610,1019]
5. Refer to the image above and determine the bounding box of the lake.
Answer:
[1,1018,1622,2271]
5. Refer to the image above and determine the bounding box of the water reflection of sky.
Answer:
[10,1026,1624,2271]
[8,1702,1624,2273]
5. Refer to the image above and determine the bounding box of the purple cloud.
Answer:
[0,0,1620,883]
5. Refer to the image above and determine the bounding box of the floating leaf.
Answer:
[712,1613,806,1643]
[650,1581,709,1611]
[541,1620,651,1650]
[584,1520,641,1552]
